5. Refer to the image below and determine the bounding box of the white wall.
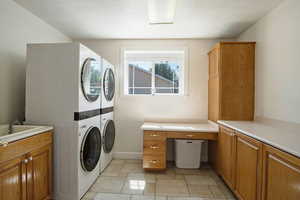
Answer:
[79,39,231,158]
[0,0,71,124]
[238,0,300,123]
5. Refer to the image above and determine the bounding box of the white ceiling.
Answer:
[14,0,283,39]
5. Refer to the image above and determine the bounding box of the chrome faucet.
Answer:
[8,120,22,134]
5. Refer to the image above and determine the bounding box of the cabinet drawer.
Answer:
[143,140,166,154]
[167,132,217,140]
[144,131,166,141]
[143,154,166,170]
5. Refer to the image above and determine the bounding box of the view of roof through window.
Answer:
[124,50,184,95]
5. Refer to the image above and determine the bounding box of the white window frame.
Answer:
[122,49,188,96]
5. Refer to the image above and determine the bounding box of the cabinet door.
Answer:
[218,126,236,189]
[220,43,255,121]
[208,78,220,122]
[27,144,52,200]
[208,47,219,79]
[208,46,220,122]
[0,156,27,200]
[235,133,262,200]
[262,145,300,200]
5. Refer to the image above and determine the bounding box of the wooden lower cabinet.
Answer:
[218,126,236,189]
[143,131,166,170]
[0,131,53,200]
[143,130,218,170]
[217,126,300,200]
[235,133,262,200]
[262,144,300,200]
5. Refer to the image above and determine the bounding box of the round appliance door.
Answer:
[80,127,102,172]
[103,120,115,153]
[103,68,115,101]
[81,58,101,102]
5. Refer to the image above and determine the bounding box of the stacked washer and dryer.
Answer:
[25,43,113,200]
[99,58,116,173]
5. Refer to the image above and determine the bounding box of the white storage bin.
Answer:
[175,139,204,169]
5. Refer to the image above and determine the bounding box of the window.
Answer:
[124,50,185,95]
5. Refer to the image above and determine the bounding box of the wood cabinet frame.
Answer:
[0,131,53,200]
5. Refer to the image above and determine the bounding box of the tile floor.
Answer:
[82,159,236,200]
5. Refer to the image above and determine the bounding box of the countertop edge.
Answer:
[218,120,300,158]
[141,122,219,133]
[141,128,219,133]
[0,126,54,144]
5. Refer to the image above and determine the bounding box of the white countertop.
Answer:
[141,121,219,133]
[0,125,53,144]
[218,120,300,158]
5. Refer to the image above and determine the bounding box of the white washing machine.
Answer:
[101,58,115,109]
[99,111,115,172]
[25,43,103,200]
[78,117,101,198]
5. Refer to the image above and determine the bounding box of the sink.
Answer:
[0,125,43,137]
[11,125,39,133]
[0,124,53,145]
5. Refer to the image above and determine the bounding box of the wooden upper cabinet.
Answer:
[262,144,300,200]
[218,126,236,189]
[208,42,255,122]
[235,133,262,200]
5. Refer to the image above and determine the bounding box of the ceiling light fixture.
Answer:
[148,0,177,24]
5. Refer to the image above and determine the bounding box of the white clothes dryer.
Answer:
[101,59,115,109]
[99,111,115,172]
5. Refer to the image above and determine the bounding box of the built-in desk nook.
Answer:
[141,122,219,170]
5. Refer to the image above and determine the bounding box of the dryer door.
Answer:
[81,58,101,102]
[103,120,115,153]
[103,68,115,101]
[80,126,102,172]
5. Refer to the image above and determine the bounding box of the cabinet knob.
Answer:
[23,159,29,164]
[29,156,33,161]
[0,141,8,147]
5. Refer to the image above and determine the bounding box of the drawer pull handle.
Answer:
[150,145,159,149]
[187,134,194,137]
[0,141,8,147]
[150,134,159,137]
[150,160,158,164]
[23,159,29,164]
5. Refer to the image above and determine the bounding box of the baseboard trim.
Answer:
[113,152,142,160]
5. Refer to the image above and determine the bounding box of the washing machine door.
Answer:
[81,58,101,102]
[103,120,115,153]
[80,127,102,172]
[103,68,115,102]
